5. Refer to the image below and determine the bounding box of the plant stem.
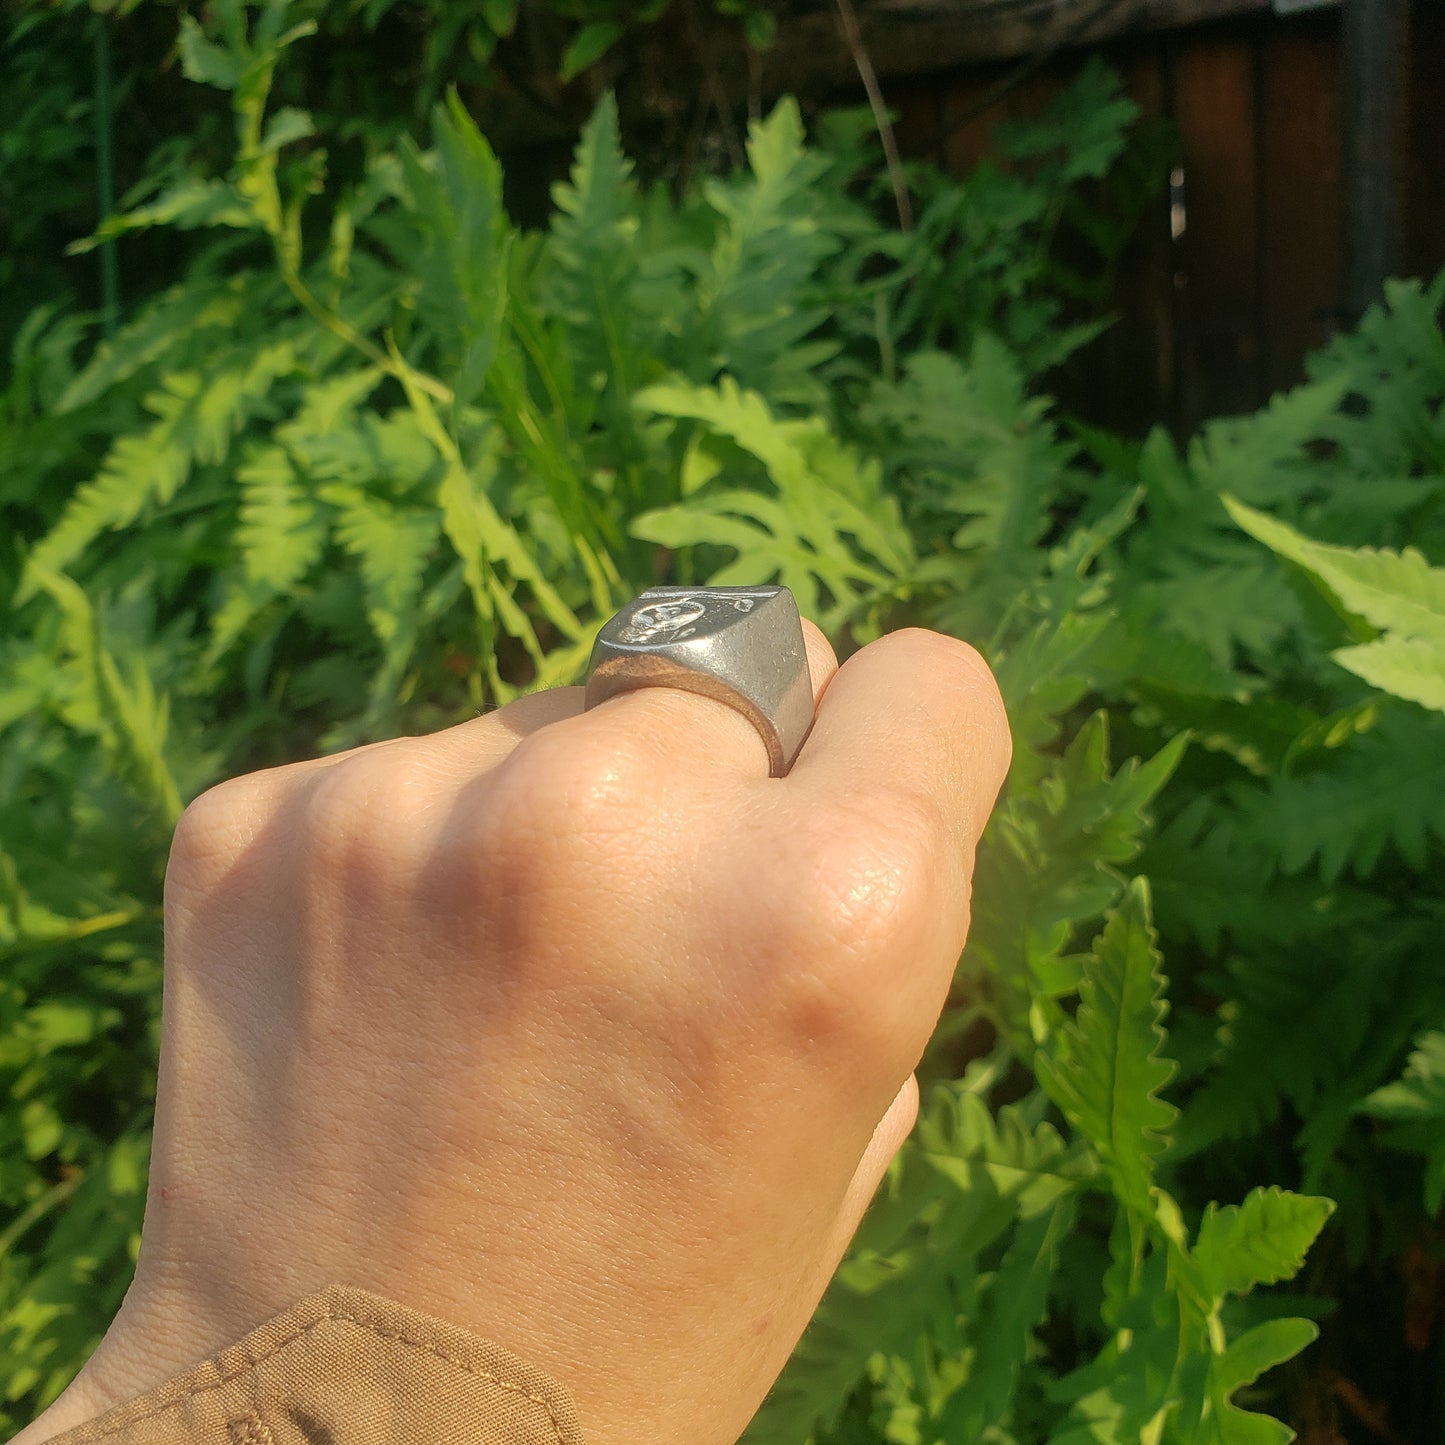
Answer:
[0,1173,83,1260]
[834,0,912,232]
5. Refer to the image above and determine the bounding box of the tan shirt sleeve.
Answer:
[42,1287,584,1445]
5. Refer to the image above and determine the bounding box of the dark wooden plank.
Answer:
[1068,33,1180,436]
[1342,0,1409,315]
[1403,0,1445,285]
[938,64,1015,177]
[891,74,946,168]
[1258,12,1345,394]
[758,0,1281,92]
[1167,24,1263,427]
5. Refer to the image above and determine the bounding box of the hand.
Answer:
[19,624,1010,1445]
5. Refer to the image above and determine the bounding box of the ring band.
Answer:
[584,586,815,776]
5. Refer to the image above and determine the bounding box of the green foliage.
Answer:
[1035,880,1177,1216]
[4,7,1443,1439]
[1358,1033,1445,1214]
[1225,495,1445,714]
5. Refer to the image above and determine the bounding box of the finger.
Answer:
[558,616,838,782]
[800,619,840,708]
[414,686,588,772]
[791,628,1011,853]
[813,1075,921,1286]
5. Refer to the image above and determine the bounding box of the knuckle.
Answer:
[298,748,435,882]
[759,795,949,1077]
[479,726,656,864]
[808,791,950,947]
[167,773,276,895]
[464,729,655,929]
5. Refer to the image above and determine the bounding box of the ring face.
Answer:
[584,586,814,776]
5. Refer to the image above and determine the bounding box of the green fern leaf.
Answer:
[695,99,839,401]
[322,485,439,652]
[399,93,510,413]
[23,343,297,593]
[866,341,1072,626]
[1231,707,1445,880]
[398,376,589,699]
[1035,878,1178,1214]
[934,1198,1076,1439]
[206,444,329,662]
[21,423,189,597]
[71,177,256,250]
[1226,496,1445,713]
[26,567,183,825]
[743,1086,1086,1445]
[236,445,327,591]
[56,277,245,412]
[1201,1318,1320,1445]
[1359,1031,1445,1212]
[1194,1187,1334,1302]
[634,378,914,628]
[543,91,662,431]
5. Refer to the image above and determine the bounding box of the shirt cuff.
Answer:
[42,1286,584,1445]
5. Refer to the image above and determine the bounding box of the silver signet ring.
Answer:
[584,585,815,777]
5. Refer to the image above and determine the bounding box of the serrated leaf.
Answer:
[399,94,510,415]
[1334,633,1445,713]
[936,1197,1076,1438]
[744,1085,1087,1445]
[545,94,643,406]
[1201,1318,1320,1445]
[323,488,438,650]
[22,344,297,594]
[1226,496,1445,714]
[25,567,184,825]
[634,378,913,629]
[236,446,327,591]
[70,178,256,250]
[1034,878,1178,1213]
[1194,1187,1334,1301]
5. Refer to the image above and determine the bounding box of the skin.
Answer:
[15,623,1010,1445]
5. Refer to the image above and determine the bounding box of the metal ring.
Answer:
[584,586,815,777]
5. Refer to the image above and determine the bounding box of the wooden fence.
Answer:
[884,3,1445,436]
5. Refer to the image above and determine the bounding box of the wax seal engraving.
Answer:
[618,597,707,644]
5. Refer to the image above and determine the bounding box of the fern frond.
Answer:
[23,342,298,592]
[634,378,914,629]
[322,484,438,652]
[26,566,184,826]
[1231,706,1445,880]
[1358,1031,1445,1213]
[1227,496,1445,713]
[1194,1186,1334,1301]
[235,445,327,591]
[1035,878,1178,1215]
[695,99,839,401]
[744,1086,1086,1445]
[545,93,643,397]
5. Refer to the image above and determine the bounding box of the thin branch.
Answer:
[0,1173,83,1260]
[835,0,913,232]
[279,261,454,406]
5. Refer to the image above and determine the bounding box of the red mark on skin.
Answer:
[159,1187,171,1202]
